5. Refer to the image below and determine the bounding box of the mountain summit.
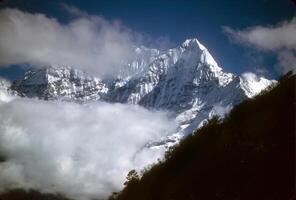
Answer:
[9,38,275,144]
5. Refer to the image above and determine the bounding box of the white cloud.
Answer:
[0,7,177,199]
[223,17,296,74]
[0,8,138,76]
[0,96,175,199]
[241,72,260,82]
[0,78,12,102]
[223,18,296,51]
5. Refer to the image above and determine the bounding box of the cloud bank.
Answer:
[0,96,175,199]
[223,17,296,73]
[0,8,138,76]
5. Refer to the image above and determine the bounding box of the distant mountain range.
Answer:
[0,38,275,146]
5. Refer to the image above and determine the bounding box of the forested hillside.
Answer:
[110,73,295,200]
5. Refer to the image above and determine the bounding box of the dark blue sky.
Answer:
[0,0,295,80]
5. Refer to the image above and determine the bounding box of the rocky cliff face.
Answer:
[9,38,275,145]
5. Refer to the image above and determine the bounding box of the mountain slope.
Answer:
[110,73,295,200]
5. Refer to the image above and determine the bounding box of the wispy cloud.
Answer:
[60,3,89,18]
[223,17,296,74]
[0,8,138,76]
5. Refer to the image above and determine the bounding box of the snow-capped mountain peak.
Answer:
[181,38,206,50]
[179,38,226,84]
[8,38,276,145]
[181,38,218,67]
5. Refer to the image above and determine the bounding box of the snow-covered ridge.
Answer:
[9,38,276,145]
[240,72,276,98]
